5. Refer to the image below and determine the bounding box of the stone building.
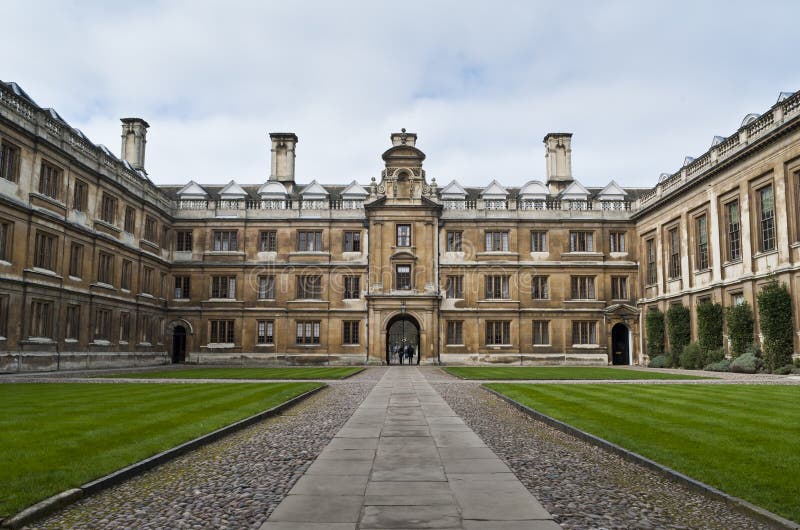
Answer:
[0,80,798,371]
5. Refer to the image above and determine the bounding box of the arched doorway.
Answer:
[611,323,630,365]
[172,325,187,364]
[386,315,420,365]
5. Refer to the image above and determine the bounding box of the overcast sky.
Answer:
[2,1,798,189]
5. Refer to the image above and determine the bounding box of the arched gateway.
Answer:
[386,315,420,365]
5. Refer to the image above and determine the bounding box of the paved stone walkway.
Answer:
[261,366,559,529]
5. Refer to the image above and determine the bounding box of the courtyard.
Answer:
[1,366,797,529]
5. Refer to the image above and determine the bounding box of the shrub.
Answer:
[757,279,795,372]
[679,343,704,370]
[730,352,762,374]
[646,309,665,356]
[702,347,725,367]
[773,365,794,376]
[697,301,724,353]
[726,302,754,357]
[648,355,668,368]
[666,304,691,365]
[704,359,731,372]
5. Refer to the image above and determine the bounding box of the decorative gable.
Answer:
[218,180,247,199]
[257,181,288,199]
[340,180,368,198]
[439,180,467,199]
[299,180,329,199]
[480,179,508,199]
[177,180,209,200]
[596,180,628,201]
[560,180,590,199]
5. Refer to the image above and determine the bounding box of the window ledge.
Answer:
[90,340,111,346]
[0,259,10,267]
[137,293,155,299]
[255,343,275,347]
[206,343,235,348]
[476,251,517,257]
[137,342,152,346]
[173,298,190,302]
[68,275,82,281]
[572,343,600,348]
[294,344,322,348]
[91,282,117,291]
[25,267,62,279]
[723,259,743,266]
[753,250,778,258]
[289,251,331,257]
[94,219,121,233]
[206,298,239,302]
[342,344,360,347]
[667,277,682,283]
[30,192,66,209]
[64,338,78,343]
[445,343,465,347]
[694,268,712,274]
[533,344,551,347]
[565,252,603,257]
[204,251,245,256]
[257,298,276,302]
[565,299,598,302]
[24,337,53,344]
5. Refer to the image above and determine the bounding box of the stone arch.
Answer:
[166,318,194,335]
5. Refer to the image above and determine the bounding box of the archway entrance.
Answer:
[611,323,630,365]
[386,315,420,365]
[172,325,187,364]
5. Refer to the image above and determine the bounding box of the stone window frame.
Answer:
[571,320,597,345]
[446,231,463,252]
[719,193,742,264]
[72,179,89,213]
[65,304,80,341]
[0,139,21,183]
[644,234,657,286]
[176,230,193,252]
[29,298,55,339]
[691,206,711,272]
[296,320,321,345]
[665,221,681,280]
[124,206,136,234]
[343,231,361,252]
[174,276,190,299]
[259,230,277,252]
[38,159,62,201]
[33,229,58,271]
[396,224,412,247]
[748,173,776,254]
[446,321,464,345]
[531,275,549,300]
[209,319,235,344]
[445,275,464,298]
[532,320,549,345]
[0,218,12,263]
[530,230,547,252]
[485,320,511,346]
[611,276,628,300]
[99,193,118,225]
[343,275,361,299]
[342,320,360,345]
[257,320,274,345]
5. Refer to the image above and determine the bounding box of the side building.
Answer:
[0,80,798,370]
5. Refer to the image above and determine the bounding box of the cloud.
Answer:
[2,0,798,188]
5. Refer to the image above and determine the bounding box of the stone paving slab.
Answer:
[260,366,557,529]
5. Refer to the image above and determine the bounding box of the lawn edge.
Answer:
[482,385,800,530]
[0,384,325,529]
[339,366,366,379]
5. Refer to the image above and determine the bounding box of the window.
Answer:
[121,260,132,290]
[297,230,322,251]
[260,230,277,252]
[446,231,462,252]
[296,320,320,344]
[140,314,151,343]
[65,305,80,341]
[445,275,464,298]
[344,231,361,252]
[531,231,547,252]
[144,216,157,243]
[396,224,411,247]
[758,185,776,252]
[695,215,709,270]
[610,232,626,253]
[174,276,190,298]
[124,206,136,233]
[0,220,10,262]
[611,276,628,299]
[257,320,274,344]
[211,276,236,299]
[486,321,511,345]
[30,300,54,338]
[33,231,57,270]
[646,238,657,285]
[531,276,549,299]
[161,227,169,249]
[446,321,463,345]
[296,275,322,299]
[572,321,597,344]
[725,200,741,262]
[532,320,549,345]
[64,243,82,278]
[94,308,112,341]
[485,231,509,252]
[97,252,114,285]
[73,180,88,212]
[210,320,235,343]
[570,276,596,299]
[343,276,360,299]
[119,312,130,342]
[395,265,411,290]
[0,141,20,182]
[668,227,681,279]
[142,266,154,295]
[258,275,275,299]
[171,231,191,252]
[485,275,510,299]
[731,292,745,306]
[569,231,594,252]
[100,194,117,224]
[343,321,360,344]
[0,295,8,338]
[38,161,61,200]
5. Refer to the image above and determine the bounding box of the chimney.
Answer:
[390,128,417,147]
[269,132,298,184]
[120,118,149,172]
[544,132,573,194]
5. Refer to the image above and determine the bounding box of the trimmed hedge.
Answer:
[696,301,723,353]
[666,304,691,366]
[646,309,665,356]
[726,302,754,357]
[757,279,795,373]
[731,352,762,374]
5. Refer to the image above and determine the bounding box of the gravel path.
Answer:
[29,368,385,530]
[431,376,771,530]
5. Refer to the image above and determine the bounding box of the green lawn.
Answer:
[444,366,710,380]
[99,366,363,380]
[0,382,321,518]
[487,384,800,523]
